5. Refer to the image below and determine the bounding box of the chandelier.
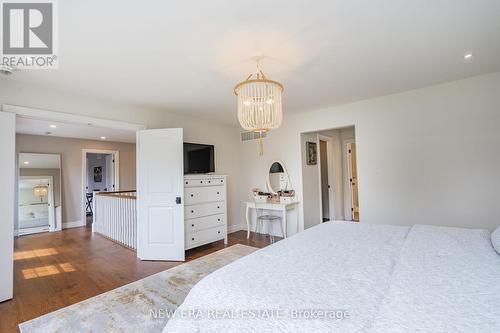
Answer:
[234,59,283,156]
[33,183,48,202]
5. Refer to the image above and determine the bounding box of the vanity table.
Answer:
[246,160,299,239]
[245,201,299,239]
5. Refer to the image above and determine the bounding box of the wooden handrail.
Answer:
[95,190,136,199]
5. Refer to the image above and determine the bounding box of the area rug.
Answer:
[19,244,258,333]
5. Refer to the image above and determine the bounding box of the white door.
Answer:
[0,112,15,302]
[137,128,185,261]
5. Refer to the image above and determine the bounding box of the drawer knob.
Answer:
[185,181,188,184]
[208,180,211,183]
[191,224,194,227]
[192,237,195,241]
[200,181,203,183]
[218,231,221,234]
[191,210,194,213]
[217,192,220,194]
[217,218,220,221]
[217,206,220,209]
[190,194,194,197]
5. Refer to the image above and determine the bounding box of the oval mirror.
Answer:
[267,161,289,194]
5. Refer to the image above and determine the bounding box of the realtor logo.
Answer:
[1,0,57,69]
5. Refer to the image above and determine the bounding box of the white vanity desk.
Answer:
[245,201,299,239]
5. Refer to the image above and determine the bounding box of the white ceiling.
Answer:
[16,117,136,143]
[19,153,60,169]
[3,0,500,125]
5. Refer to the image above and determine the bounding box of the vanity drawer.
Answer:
[184,177,225,188]
[186,225,226,249]
[185,186,225,205]
[185,214,225,233]
[185,202,225,219]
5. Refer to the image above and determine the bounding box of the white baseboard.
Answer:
[62,220,84,229]
[228,223,245,233]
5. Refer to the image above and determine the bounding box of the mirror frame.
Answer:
[18,153,62,233]
[266,160,291,194]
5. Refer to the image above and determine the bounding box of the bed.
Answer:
[164,221,500,333]
[18,204,49,229]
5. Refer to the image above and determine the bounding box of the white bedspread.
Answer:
[370,225,500,333]
[164,222,500,333]
[164,222,410,332]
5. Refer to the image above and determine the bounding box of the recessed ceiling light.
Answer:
[464,53,473,60]
[100,136,106,140]
[49,124,57,128]
[23,161,29,165]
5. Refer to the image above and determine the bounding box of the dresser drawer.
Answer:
[185,225,226,249]
[185,186,225,205]
[185,201,225,219]
[185,214,225,233]
[184,177,225,187]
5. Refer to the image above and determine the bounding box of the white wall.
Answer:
[301,133,321,229]
[0,112,15,302]
[3,72,500,236]
[1,80,243,231]
[239,71,500,233]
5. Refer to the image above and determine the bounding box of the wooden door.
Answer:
[347,143,359,221]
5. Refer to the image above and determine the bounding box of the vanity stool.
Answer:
[256,213,283,243]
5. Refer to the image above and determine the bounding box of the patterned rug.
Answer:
[19,244,258,333]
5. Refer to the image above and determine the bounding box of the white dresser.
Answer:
[184,174,228,250]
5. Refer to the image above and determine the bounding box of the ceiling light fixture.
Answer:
[49,124,57,128]
[100,136,106,140]
[23,161,29,165]
[33,182,49,202]
[234,56,283,156]
[464,53,473,60]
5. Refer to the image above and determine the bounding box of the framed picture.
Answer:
[306,141,317,165]
[93,166,103,183]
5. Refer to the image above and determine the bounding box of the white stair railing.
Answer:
[93,191,137,250]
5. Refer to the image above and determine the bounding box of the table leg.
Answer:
[282,207,287,238]
[246,205,251,239]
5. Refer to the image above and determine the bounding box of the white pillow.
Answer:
[492,226,500,255]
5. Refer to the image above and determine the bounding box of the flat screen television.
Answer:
[184,142,215,174]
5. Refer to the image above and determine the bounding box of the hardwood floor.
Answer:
[0,226,275,333]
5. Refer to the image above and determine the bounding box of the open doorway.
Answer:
[301,125,359,228]
[82,150,119,226]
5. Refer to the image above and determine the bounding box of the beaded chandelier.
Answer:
[234,60,283,156]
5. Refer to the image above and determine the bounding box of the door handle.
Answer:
[175,197,182,204]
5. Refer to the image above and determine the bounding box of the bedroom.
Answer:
[0,0,499,332]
